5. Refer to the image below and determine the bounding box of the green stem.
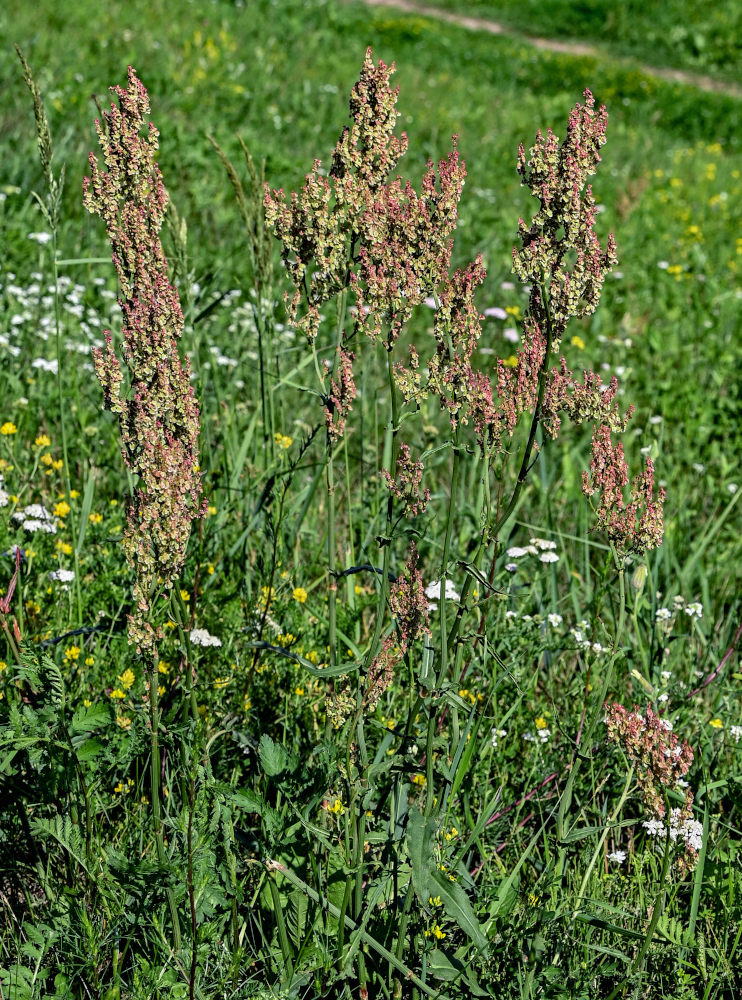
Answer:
[51,231,83,626]
[150,649,182,949]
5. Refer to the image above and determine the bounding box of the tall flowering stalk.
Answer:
[83,67,204,653]
[84,68,202,945]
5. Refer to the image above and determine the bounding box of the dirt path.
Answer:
[360,0,742,100]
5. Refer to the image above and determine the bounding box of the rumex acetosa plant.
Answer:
[83,67,205,657]
[260,48,671,994]
[83,67,205,946]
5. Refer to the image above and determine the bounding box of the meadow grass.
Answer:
[0,1,740,998]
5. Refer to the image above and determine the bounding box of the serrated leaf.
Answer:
[75,737,104,761]
[71,702,110,733]
[258,734,288,776]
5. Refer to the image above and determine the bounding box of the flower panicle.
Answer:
[513,90,618,350]
[83,67,204,652]
[583,424,665,553]
[324,346,357,442]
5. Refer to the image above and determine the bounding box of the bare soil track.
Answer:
[360,0,742,99]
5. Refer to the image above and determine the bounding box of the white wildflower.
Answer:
[189,628,222,648]
[607,850,626,864]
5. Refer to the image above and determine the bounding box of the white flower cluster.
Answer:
[12,504,56,534]
[607,850,626,864]
[523,729,550,745]
[730,725,742,743]
[189,628,222,648]
[570,619,607,654]
[656,597,703,622]
[643,809,704,854]
[506,536,559,567]
[48,568,75,591]
[424,579,460,611]
[490,727,507,748]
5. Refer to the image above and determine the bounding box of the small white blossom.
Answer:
[484,306,507,319]
[490,728,507,748]
[424,579,460,610]
[540,551,559,564]
[607,850,626,864]
[506,546,529,559]
[730,726,742,743]
[28,231,52,244]
[685,602,703,619]
[189,628,222,648]
[547,613,563,627]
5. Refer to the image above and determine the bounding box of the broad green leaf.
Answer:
[259,733,288,776]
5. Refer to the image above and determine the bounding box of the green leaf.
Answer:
[259,734,288,776]
[75,737,104,761]
[431,869,488,954]
[71,702,110,733]
[406,807,437,904]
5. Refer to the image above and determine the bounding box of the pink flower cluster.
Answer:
[265,48,465,348]
[84,68,203,652]
[324,346,357,442]
[605,702,699,869]
[382,443,431,517]
[604,702,693,816]
[365,544,430,708]
[582,424,665,554]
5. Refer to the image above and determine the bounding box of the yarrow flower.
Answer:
[83,67,204,653]
[424,578,460,610]
[189,628,222,648]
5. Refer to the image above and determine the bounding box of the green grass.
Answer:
[1,1,741,998]
[397,0,742,82]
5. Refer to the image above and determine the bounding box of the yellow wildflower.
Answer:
[34,434,51,447]
[54,501,70,518]
[118,668,135,690]
[709,718,723,729]
[293,587,308,603]
[89,512,103,524]
[535,717,548,730]
[0,422,17,435]
[274,433,293,449]
[64,646,81,662]
[110,688,126,700]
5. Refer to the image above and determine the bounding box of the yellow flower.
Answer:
[412,774,426,787]
[25,600,41,615]
[40,453,53,466]
[158,660,171,674]
[570,335,585,349]
[118,668,135,690]
[1,422,18,435]
[444,826,459,842]
[83,698,91,707]
[116,716,132,730]
[180,589,190,602]
[295,686,305,696]
[505,305,521,318]
[709,718,723,729]
[535,717,548,730]
[432,924,446,940]
[52,459,63,470]
[207,563,215,575]
[89,512,103,524]
[54,501,70,517]
[64,646,81,662]
[274,433,293,449]
[110,688,126,700]
[84,656,95,666]
[213,676,232,689]
[34,434,51,447]
[293,587,308,603]
[57,541,73,555]
[330,798,345,815]
[207,505,217,516]
[69,490,80,499]
[0,661,7,673]
[109,498,118,506]
[502,355,518,368]
[428,895,442,907]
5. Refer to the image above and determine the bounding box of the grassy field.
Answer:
[1,0,741,997]
[403,0,742,82]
